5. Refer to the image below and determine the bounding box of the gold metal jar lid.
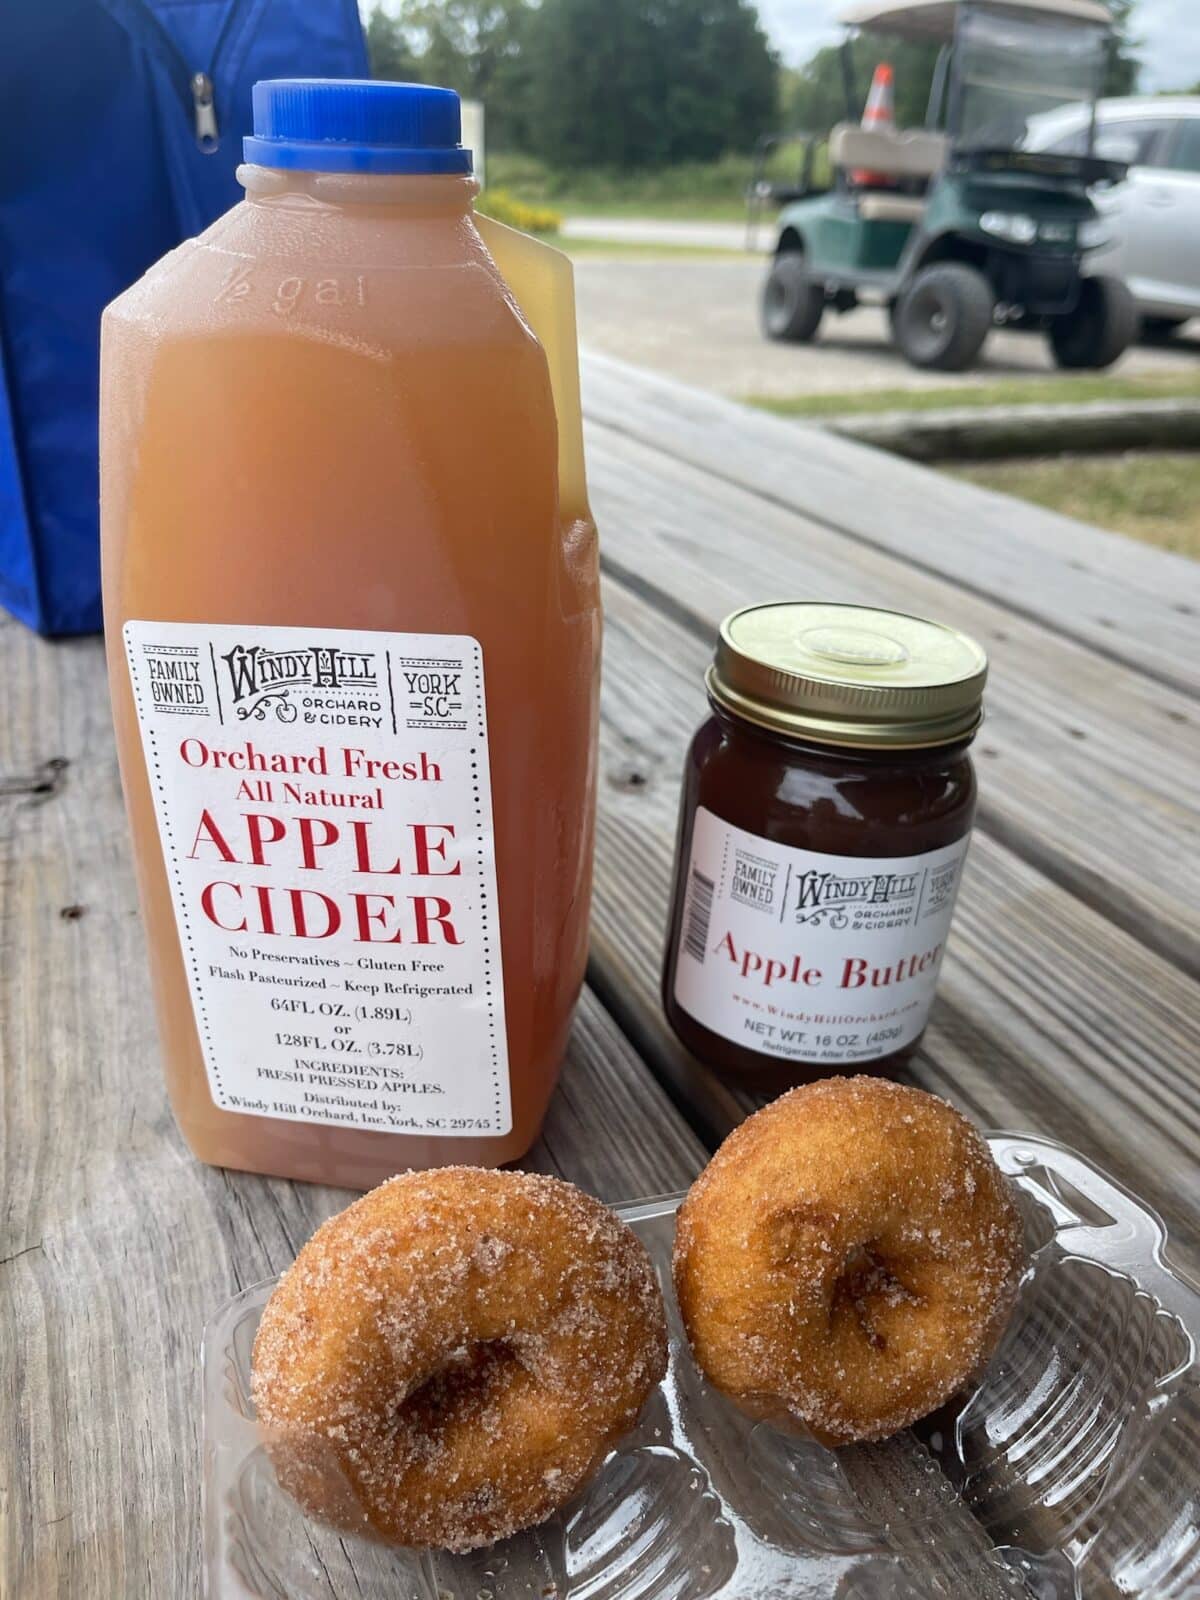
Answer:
[707,602,987,749]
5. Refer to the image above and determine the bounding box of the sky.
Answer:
[755,0,1200,91]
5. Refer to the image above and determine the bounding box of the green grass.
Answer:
[485,150,766,223]
[744,372,1200,419]
[550,235,744,259]
[482,146,831,221]
[552,196,752,221]
[950,452,1200,559]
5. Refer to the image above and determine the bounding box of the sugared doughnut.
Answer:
[252,1167,668,1551]
[673,1078,1024,1445]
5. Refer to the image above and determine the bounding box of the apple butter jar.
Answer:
[662,602,987,1087]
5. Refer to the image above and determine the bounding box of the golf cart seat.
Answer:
[856,192,929,222]
[829,123,947,182]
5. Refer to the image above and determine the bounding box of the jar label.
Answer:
[673,807,970,1066]
[124,620,510,1136]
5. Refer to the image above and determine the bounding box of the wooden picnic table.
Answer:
[3,351,1199,1597]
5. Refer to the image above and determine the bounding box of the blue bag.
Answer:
[0,0,368,635]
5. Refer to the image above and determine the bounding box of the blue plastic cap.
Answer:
[244,80,472,175]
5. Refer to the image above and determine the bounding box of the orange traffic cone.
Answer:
[852,62,896,189]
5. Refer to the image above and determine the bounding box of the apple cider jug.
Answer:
[101,80,600,1187]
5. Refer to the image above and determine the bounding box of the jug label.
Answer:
[123,620,511,1136]
[673,807,970,1066]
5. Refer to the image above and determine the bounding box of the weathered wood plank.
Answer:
[582,351,1200,695]
[589,577,1200,1277]
[0,621,706,1599]
[829,397,1200,463]
[586,425,1200,980]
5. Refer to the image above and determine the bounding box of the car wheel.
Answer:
[1049,276,1138,370]
[892,263,994,371]
[762,254,825,342]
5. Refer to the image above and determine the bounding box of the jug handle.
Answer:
[475,215,591,526]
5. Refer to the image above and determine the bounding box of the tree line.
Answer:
[367,0,1144,170]
[366,0,778,167]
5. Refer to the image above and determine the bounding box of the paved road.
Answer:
[570,253,1199,399]
[561,216,764,251]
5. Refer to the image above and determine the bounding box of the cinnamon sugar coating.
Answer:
[673,1078,1025,1446]
[252,1167,668,1551]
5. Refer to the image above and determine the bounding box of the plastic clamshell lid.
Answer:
[203,1133,1200,1599]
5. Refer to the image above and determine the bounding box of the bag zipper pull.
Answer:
[191,72,219,152]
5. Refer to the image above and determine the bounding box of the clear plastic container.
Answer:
[202,1134,1200,1598]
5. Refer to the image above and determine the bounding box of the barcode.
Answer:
[683,869,715,962]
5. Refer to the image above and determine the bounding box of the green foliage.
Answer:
[366,0,527,94]
[474,187,563,232]
[523,0,777,168]
[365,1,535,148]
[365,0,776,168]
[365,8,422,81]
[486,149,761,214]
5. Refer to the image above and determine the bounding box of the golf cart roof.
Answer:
[837,0,1112,41]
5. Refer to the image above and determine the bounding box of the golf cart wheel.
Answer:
[893,263,994,371]
[1049,276,1137,370]
[762,254,824,342]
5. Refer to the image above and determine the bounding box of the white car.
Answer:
[1026,96,1200,335]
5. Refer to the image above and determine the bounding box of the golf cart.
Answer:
[746,132,828,249]
[762,0,1137,371]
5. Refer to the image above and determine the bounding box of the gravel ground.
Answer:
[571,254,1200,399]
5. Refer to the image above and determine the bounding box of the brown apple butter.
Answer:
[662,602,986,1088]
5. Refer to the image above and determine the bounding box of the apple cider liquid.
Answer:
[101,81,600,1186]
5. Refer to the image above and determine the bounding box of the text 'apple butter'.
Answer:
[662,602,987,1086]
